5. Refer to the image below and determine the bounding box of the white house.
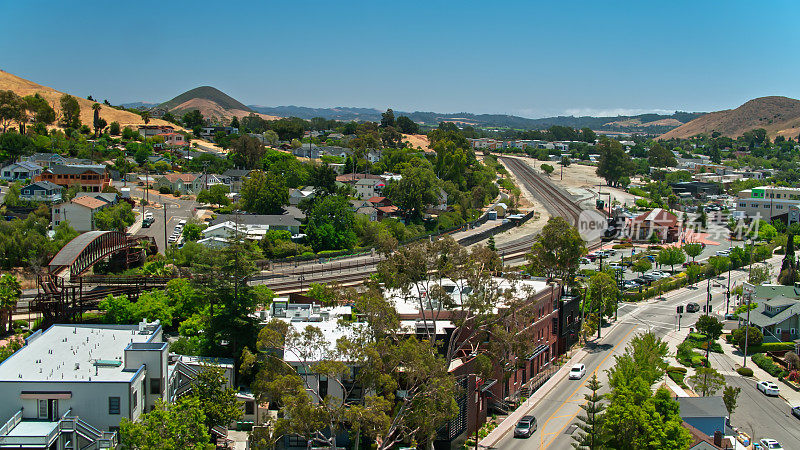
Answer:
[1,161,42,181]
[51,196,111,232]
[354,177,385,200]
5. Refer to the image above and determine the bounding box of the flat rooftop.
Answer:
[0,324,159,383]
[4,419,59,437]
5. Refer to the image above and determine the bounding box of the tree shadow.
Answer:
[584,341,613,353]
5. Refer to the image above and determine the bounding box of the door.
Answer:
[48,399,58,421]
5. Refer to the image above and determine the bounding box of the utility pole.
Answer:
[163,199,168,254]
[743,284,753,368]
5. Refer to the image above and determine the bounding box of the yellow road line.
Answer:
[539,326,637,449]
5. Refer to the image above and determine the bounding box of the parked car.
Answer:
[757,381,780,396]
[569,364,586,380]
[142,217,154,228]
[514,415,537,438]
[579,257,591,265]
[586,253,598,262]
[633,277,651,286]
[623,280,640,289]
[686,302,700,313]
[724,313,738,320]
[609,263,624,271]
[791,405,800,419]
[682,261,701,268]
[759,438,784,449]
[716,249,731,256]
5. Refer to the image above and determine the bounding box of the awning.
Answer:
[20,391,72,399]
[527,344,549,360]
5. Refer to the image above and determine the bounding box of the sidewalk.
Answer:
[719,338,800,406]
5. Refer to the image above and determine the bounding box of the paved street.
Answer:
[490,255,796,450]
[122,184,198,253]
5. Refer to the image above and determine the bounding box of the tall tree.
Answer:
[588,272,618,338]
[23,93,55,125]
[385,165,438,220]
[380,108,395,128]
[395,115,419,134]
[572,374,607,450]
[683,243,703,262]
[526,216,586,284]
[647,142,677,167]
[0,274,21,334]
[0,90,26,133]
[305,195,357,251]
[723,386,741,416]
[118,397,213,450]
[779,232,798,285]
[190,365,242,432]
[59,94,81,128]
[687,367,726,397]
[656,246,685,273]
[596,139,634,187]
[239,170,288,214]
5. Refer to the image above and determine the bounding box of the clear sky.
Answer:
[2,0,799,118]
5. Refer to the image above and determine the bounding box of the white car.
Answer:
[608,263,624,271]
[569,363,586,380]
[716,249,731,256]
[760,438,784,450]
[757,380,780,396]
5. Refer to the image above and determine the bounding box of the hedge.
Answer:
[746,342,796,355]
[737,367,754,377]
[667,366,687,374]
[668,371,688,388]
[751,353,788,378]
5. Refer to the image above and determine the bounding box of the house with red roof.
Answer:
[628,208,679,242]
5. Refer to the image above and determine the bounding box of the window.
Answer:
[319,375,328,400]
[792,328,797,335]
[108,397,120,415]
[776,328,782,335]
[245,401,255,415]
[38,400,48,418]
[132,390,138,410]
[777,205,784,210]
[150,378,161,395]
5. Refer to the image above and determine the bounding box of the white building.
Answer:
[1,161,43,181]
[736,186,800,223]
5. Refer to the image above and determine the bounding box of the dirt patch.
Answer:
[402,134,430,150]
[0,268,38,289]
[549,162,640,208]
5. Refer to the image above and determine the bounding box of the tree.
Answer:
[306,282,336,306]
[0,90,26,132]
[684,243,703,262]
[94,202,135,232]
[580,127,597,143]
[92,103,102,137]
[526,216,586,284]
[686,263,704,284]
[779,232,798,286]
[263,129,279,146]
[109,121,121,135]
[749,263,771,285]
[0,274,21,334]
[541,163,554,175]
[239,170,288,215]
[305,195,357,251]
[596,139,634,186]
[631,258,652,276]
[182,110,204,128]
[230,115,240,130]
[230,134,266,169]
[118,397,213,450]
[695,315,723,340]
[487,235,496,251]
[708,255,730,275]
[196,184,231,207]
[59,94,81,128]
[657,247,685,273]
[588,272,618,338]
[572,374,606,450]
[191,365,242,431]
[182,223,204,242]
[380,108,395,128]
[731,326,762,348]
[647,142,677,168]
[385,165,438,220]
[723,386,741,415]
[395,116,419,134]
[687,367,726,396]
[23,93,55,125]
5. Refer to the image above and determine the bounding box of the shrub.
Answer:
[689,332,707,341]
[667,366,687,374]
[746,342,796,355]
[751,353,788,378]
[158,186,172,195]
[736,367,754,377]
[612,243,633,249]
[668,371,688,388]
[731,326,763,348]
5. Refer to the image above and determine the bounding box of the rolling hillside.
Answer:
[659,96,800,139]
[249,104,702,133]
[157,86,278,122]
[0,70,174,129]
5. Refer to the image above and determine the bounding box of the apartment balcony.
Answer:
[0,409,117,449]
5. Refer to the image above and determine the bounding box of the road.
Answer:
[123,184,198,253]
[493,255,798,450]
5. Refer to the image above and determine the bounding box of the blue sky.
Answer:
[2,0,799,118]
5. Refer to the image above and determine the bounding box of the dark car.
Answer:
[792,406,800,419]
[514,415,537,438]
[142,217,154,228]
[633,277,652,286]
[686,302,700,313]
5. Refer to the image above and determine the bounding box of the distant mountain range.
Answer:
[659,96,800,140]
[248,105,704,133]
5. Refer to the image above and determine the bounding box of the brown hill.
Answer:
[0,69,175,130]
[158,86,279,122]
[659,96,800,140]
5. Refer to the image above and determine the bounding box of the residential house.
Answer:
[376,205,400,221]
[627,208,679,242]
[137,125,175,138]
[676,397,728,439]
[20,153,94,168]
[0,321,238,450]
[200,126,238,140]
[220,169,252,193]
[37,164,111,192]
[51,194,116,232]
[153,173,202,195]
[156,132,188,148]
[1,161,43,181]
[19,180,62,202]
[367,196,391,208]
[208,214,301,235]
[747,294,800,342]
[201,221,269,242]
[289,187,315,206]
[354,177,385,200]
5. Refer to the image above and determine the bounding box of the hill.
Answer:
[248,104,702,133]
[157,86,278,122]
[0,70,174,129]
[659,96,800,140]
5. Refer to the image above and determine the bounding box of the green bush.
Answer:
[746,342,796,355]
[668,370,688,388]
[688,332,707,341]
[751,353,788,378]
[612,243,633,249]
[737,367,754,377]
[667,366,687,374]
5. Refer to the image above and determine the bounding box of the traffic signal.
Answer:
[677,305,684,314]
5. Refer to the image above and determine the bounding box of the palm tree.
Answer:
[141,111,151,125]
[0,274,21,334]
[92,103,102,137]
